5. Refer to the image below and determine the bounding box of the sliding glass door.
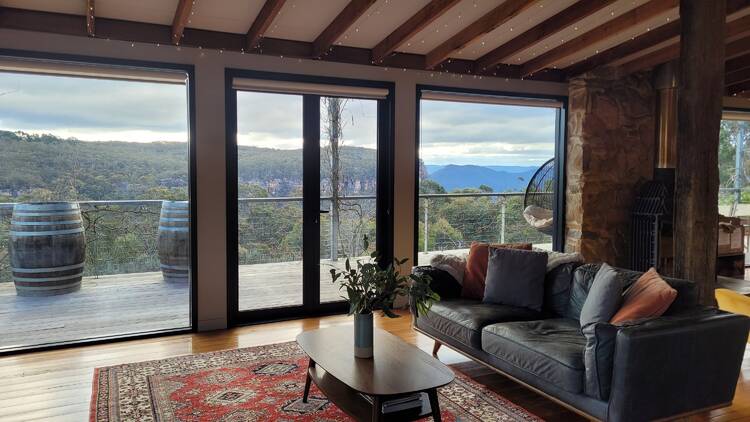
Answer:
[227,72,393,324]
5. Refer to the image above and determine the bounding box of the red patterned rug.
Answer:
[90,341,542,421]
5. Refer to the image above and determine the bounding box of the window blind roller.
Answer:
[420,90,563,108]
[0,57,187,84]
[232,78,389,99]
[723,111,750,122]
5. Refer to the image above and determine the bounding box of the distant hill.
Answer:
[427,164,534,192]
[486,165,539,174]
[0,130,377,200]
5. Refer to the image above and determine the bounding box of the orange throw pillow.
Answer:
[610,268,677,325]
[461,241,532,300]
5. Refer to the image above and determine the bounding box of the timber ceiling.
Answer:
[0,0,749,94]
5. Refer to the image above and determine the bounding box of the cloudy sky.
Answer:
[0,71,557,167]
[0,72,189,143]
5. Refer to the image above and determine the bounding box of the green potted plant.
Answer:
[330,247,439,359]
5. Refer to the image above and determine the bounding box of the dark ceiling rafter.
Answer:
[475,0,616,73]
[246,0,287,51]
[171,0,194,45]
[520,0,679,77]
[424,0,537,70]
[371,0,461,64]
[727,53,750,74]
[729,79,750,95]
[86,0,95,37]
[564,21,679,76]
[0,6,567,83]
[566,0,750,77]
[727,67,750,87]
[312,0,377,58]
[618,15,750,74]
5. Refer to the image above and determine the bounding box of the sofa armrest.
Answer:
[607,308,749,422]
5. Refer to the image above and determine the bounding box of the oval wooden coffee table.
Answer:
[296,326,455,421]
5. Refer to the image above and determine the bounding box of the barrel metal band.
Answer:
[10,228,84,236]
[12,263,85,273]
[158,226,189,232]
[13,273,83,282]
[11,220,82,226]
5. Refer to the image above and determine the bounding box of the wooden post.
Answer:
[673,0,726,305]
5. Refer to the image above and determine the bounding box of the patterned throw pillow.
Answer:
[610,267,677,325]
[461,241,532,300]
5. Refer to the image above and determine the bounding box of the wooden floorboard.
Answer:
[0,260,350,350]
[0,311,747,421]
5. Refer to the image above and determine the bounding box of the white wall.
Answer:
[0,28,568,330]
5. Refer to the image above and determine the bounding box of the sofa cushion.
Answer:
[582,322,618,401]
[416,299,542,349]
[483,247,548,311]
[580,263,624,328]
[566,263,698,320]
[610,267,677,324]
[462,242,533,300]
[481,318,587,394]
[543,262,581,317]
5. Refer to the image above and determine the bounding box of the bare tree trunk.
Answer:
[323,98,344,260]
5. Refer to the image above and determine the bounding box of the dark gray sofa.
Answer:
[412,262,750,422]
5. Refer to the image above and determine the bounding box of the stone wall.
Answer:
[565,68,656,266]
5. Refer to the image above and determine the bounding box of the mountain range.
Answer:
[426,164,537,192]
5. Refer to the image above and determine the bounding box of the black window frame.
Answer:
[414,84,568,263]
[0,48,198,356]
[225,69,395,326]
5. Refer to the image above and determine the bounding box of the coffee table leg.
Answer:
[303,359,315,403]
[371,396,382,422]
[427,388,442,422]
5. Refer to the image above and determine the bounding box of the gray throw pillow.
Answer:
[483,247,548,312]
[579,263,624,328]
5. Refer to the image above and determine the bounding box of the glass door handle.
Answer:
[319,209,330,213]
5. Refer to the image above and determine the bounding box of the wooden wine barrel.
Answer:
[158,201,190,282]
[10,202,86,296]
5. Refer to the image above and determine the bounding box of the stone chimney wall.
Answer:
[565,68,656,266]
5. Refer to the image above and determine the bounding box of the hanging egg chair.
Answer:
[522,158,555,236]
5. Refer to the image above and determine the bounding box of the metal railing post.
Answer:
[500,200,506,243]
[423,199,429,253]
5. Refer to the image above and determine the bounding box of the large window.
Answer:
[417,89,564,265]
[718,110,750,266]
[227,73,392,324]
[0,57,193,351]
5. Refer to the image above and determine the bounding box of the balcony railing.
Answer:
[0,192,551,282]
[418,192,551,255]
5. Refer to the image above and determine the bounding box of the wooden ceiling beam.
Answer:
[371,0,461,64]
[246,0,286,51]
[476,0,616,73]
[312,0,377,58]
[727,67,750,87]
[86,0,95,37]
[171,0,193,45]
[565,21,679,76]
[728,80,750,95]
[727,34,750,60]
[424,0,537,70]
[520,0,678,77]
[567,2,750,76]
[0,6,569,83]
[611,12,750,74]
[727,53,750,74]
